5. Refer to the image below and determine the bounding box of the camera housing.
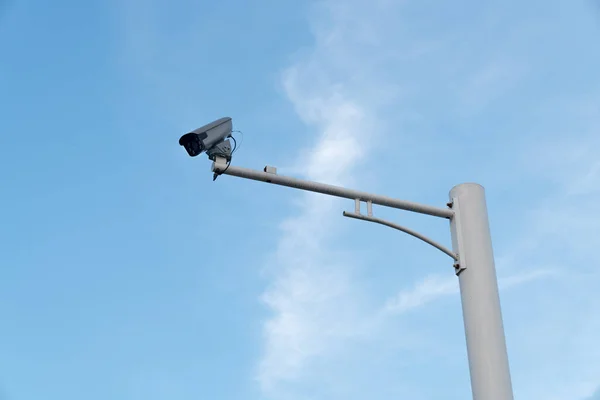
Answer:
[179,117,233,160]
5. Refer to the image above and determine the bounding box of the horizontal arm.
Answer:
[343,211,458,261]
[212,160,454,219]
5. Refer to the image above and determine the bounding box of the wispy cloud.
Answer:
[256,1,395,396]
[382,274,458,315]
[257,51,371,400]
[383,268,556,315]
[507,127,600,400]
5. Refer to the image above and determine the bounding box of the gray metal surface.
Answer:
[212,160,454,219]
[449,183,514,400]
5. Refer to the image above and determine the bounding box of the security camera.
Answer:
[179,117,233,160]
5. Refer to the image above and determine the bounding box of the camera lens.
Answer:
[179,133,204,157]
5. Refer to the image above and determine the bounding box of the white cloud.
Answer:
[382,274,457,314]
[256,1,394,396]
[257,68,372,399]
[506,131,600,400]
[383,268,556,315]
[498,269,557,287]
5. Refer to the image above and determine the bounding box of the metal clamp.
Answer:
[448,198,467,275]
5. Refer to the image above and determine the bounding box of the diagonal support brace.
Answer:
[343,211,458,262]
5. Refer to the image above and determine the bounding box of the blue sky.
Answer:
[1,0,600,399]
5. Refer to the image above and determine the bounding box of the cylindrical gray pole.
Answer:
[449,183,514,400]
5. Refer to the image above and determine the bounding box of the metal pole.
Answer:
[212,159,453,219]
[449,183,514,400]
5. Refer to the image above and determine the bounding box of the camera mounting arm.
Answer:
[211,157,453,219]
[212,156,458,267]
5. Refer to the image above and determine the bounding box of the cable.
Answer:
[213,134,237,180]
[220,135,237,174]
[232,130,244,153]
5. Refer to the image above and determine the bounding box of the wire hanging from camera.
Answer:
[212,132,239,181]
[232,130,244,152]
